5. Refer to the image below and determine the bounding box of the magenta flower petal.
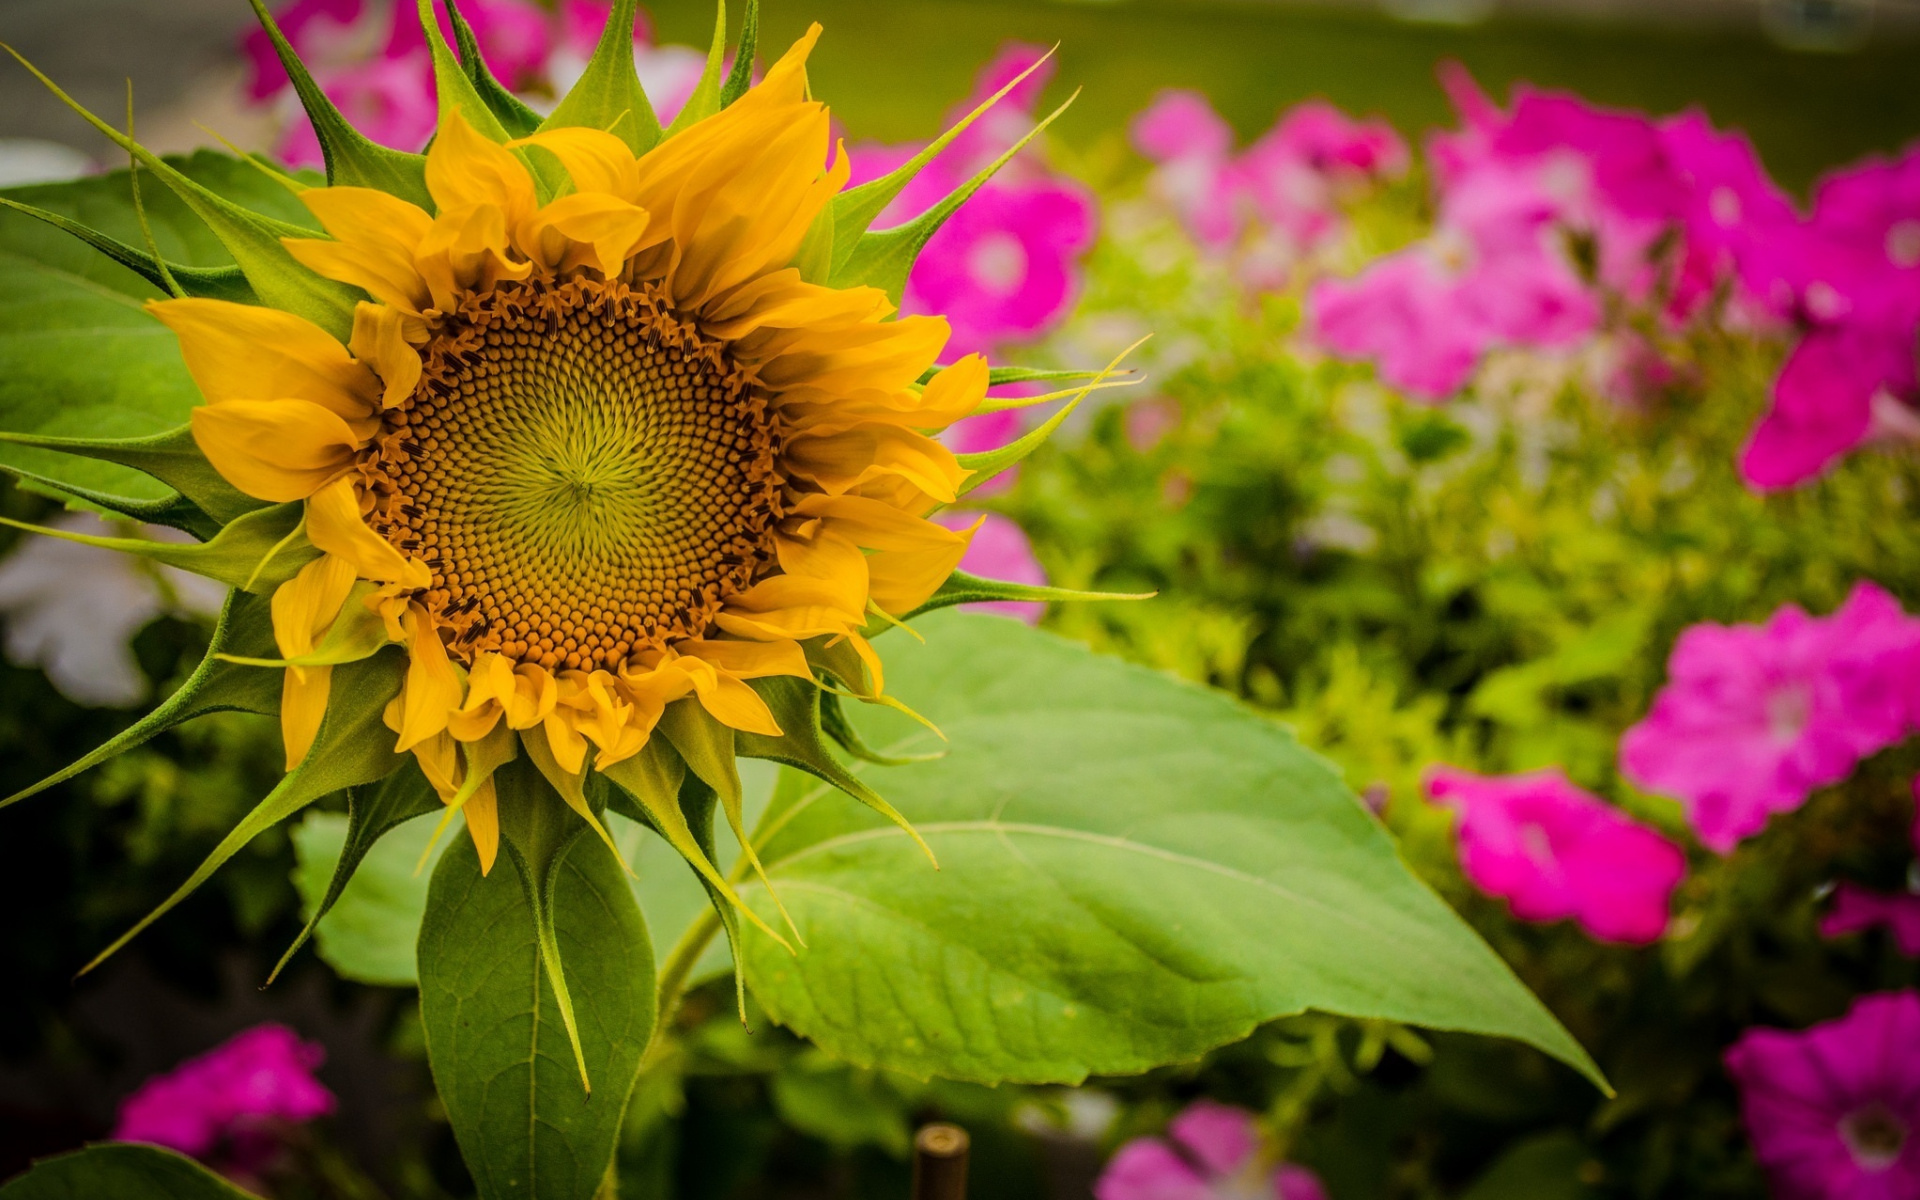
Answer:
[905,175,1098,356]
[1621,584,1920,851]
[1168,1100,1259,1178]
[241,0,366,100]
[1726,992,1920,1198]
[1095,1139,1217,1200]
[1822,883,1920,957]
[1426,766,1686,944]
[114,1024,334,1162]
[1133,89,1236,162]
[1096,1102,1327,1200]
[1740,324,1916,491]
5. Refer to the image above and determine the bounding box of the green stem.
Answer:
[644,906,723,1065]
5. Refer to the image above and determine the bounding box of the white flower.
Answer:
[0,513,224,706]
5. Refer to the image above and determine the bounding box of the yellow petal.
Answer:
[414,203,532,313]
[523,192,651,276]
[514,126,642,200]
[280,663,333,771]
[704,270,893,341]
[348,303,422,409]
[426,109,537,233]
[679,637,812,680]
[394,602,464,753]
[753,314,950,397]
[684,664,783,737]
[286,187,435,316]
[271,554,358,660]
[463,777,501,875]
[784,422,967,505]
[306,476,430,588]
[793,495,974,615]
[149,297,379,418]
[190,398,368,502]
[914,354,991,430]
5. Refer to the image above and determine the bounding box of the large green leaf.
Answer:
[0,1144,261,1199]
[736,612,1601,1087]
[418,802,656,1200]
[0,155,317,505]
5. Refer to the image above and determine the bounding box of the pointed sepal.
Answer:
[445,0,544,137]
[953,337,1143,496]
[413,0,513,145]
[0,424,265,526]
[539,0,662,154]
[818,688,942,766]
[904,569,1154,622]
[657,699,801,943]
[0,461,219,540]
[0,501,313,594]
[827,48,1057,276]
[666,1,728,135]
[718,0,759,108]
[244,0,432,208]
[2,590,282,810]
[736,676,937,867]
[2,48,360,339]
[268,760,439,984]
[0,196,254,303]
[78,649,407,974]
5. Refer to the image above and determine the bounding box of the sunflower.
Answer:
[0,0,1133,1026]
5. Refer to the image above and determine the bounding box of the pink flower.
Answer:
[1620,583,1920,853]
[1740,322,1920,490]
[1132,90,1405,277]
[1725,991,1920,1198]
[1424,766,1686,944]
[1132,91,1240,249]
[114,1024,334,1172]
[938,511,1046,624]
[1739,149,1920,489]
[383,0,553,92]
[847,43,1097,357]
[1095,1101,1327,1200]
[1309,161,1597,400]
[242,0,367,100]
[1658,111,1798,319]
[1821,883,1920,956]
[1237,101,1407,254]
[275,49,438,165]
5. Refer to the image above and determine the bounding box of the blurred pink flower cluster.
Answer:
[1255,66,1920,491]
[244,0,705,167]
[1132,90,1407,289]
[1425,765,1686,944]
[1095,1101,1327,1200]
[113,1024,334,1182]
[1620,582,1920,853]
[1725,991,1920,1199]
[1308,66,1795,405]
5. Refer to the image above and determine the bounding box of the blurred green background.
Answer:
[3,0,1917,193]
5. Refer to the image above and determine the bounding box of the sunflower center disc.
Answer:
[366,276,782,672]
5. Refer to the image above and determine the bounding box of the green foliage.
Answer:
[0,1144,262,1200]
[418,821,655,1200]
[982,184,1920,1195]
[736,612,1596,1086]
[0,156,315,507]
